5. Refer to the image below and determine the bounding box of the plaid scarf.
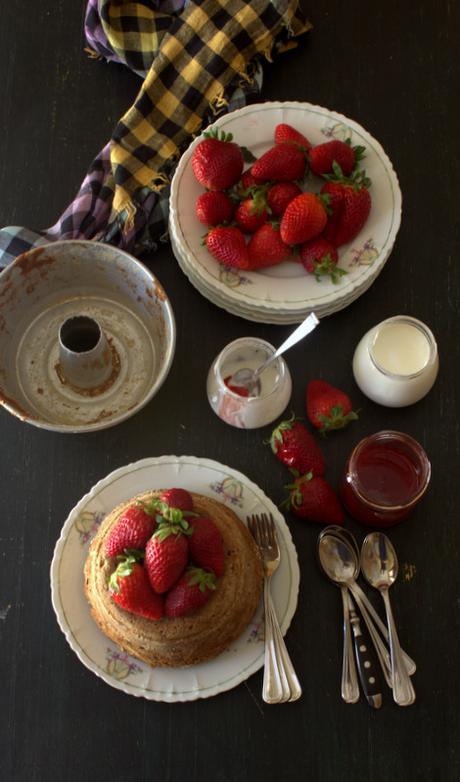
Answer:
[0,0,309,268]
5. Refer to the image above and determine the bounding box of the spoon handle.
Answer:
[253,312,319,382]
[348,583,393,688]
[348,593,382,708]
[340,586,360,703]
[381,588,416,706]
[351,582,416,676]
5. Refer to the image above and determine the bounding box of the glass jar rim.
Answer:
[369,315,438,380]
[347,430,431,510]
[213,336,287,403]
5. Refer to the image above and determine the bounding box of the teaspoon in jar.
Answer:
[229,312,319,396]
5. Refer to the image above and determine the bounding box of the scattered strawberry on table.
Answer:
[191,121,373,278]
[282,472,345,525]
[106,490,225,620]
[269,414,325,476]
[306,380,359,433]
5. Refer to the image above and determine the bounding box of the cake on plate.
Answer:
[84,489,263,667]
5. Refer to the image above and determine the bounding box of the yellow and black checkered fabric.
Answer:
[107,0,310,223]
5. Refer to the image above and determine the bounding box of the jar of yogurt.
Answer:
[207,337,292,429]
[352,315,439,407]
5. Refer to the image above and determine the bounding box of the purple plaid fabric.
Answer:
[0,1,307,268]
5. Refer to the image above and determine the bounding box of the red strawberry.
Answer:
[189,517,225,576]
[159,488,194,514]
[165,567,217,618]
[251,144,306,183]
[283,472,344,524]
[306,380,359,433]
[235,196,269,233]
[300,238,346,284]
[274,123,312,151]
[145,521,191,594]
[105,504,156,558]
[321,169,371,246]
[109,556,164,620]
[309,140,363,177]
[320,181,345,242]
[267,182,302,216]
[224,376,250,397]
[280,193,328,245]
[247,223,292,269]
[191,129,244,190]
[238,169,259,193]
[269,414,325,476]
[206,226,249,269]
[195,191,234,226]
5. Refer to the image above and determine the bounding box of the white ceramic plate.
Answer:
[169,101,402,320]
[50,456,299,702]
[171,227,385,324]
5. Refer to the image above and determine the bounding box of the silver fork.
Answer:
[247,512,302,704]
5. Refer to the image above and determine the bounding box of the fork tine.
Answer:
[255,514,264,546]
[267,513,278,546]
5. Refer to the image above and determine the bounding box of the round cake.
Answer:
[84,490,263,667]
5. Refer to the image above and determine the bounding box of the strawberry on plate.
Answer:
[269,414,325,475]
[306,379,359,433]
[251,144,306,183]
[206,226,249,269]
[267,182,302,216]
[145,520,191,594]
[235,193,269,233]
[189,517,225,577]
[195,191,235,226]
[159,488,193,512]
[247,223,291,269]
[283,472,344,524]
[274,123,312,151]
[105,503,157,558]
[109,556,164,620]
[191,129,244,190]
[300,237,346,284]
[165,567,217,618]
[309,139,364,177]
[321,167,371,246]
[280,192,328,245]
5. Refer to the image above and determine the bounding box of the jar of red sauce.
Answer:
[340,431,431,527]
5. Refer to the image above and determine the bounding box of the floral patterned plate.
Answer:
[169,101,402,321]
[50,456,299,702]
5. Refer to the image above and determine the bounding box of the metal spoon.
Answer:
[318,528,393,688]
[317,535,360,704]
[319,526,416,678]
[229,312,319,396]
[361,532,416,706]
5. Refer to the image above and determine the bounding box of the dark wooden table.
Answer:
[1,2,459,780]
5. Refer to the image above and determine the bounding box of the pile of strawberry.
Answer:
[105,488,224,621]
[191,123,372,282]
[270,381,358,524]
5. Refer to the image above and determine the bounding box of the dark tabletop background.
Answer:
[1,2,459,780]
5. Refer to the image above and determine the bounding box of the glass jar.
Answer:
[206,337,292,429]
[340,430,431,527]
[352,315,439,407]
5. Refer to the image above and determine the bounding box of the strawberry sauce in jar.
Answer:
[340,431,431,527]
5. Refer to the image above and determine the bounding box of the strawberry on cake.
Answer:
[84,488,263,667]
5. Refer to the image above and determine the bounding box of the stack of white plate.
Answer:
[169,102,402,325]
